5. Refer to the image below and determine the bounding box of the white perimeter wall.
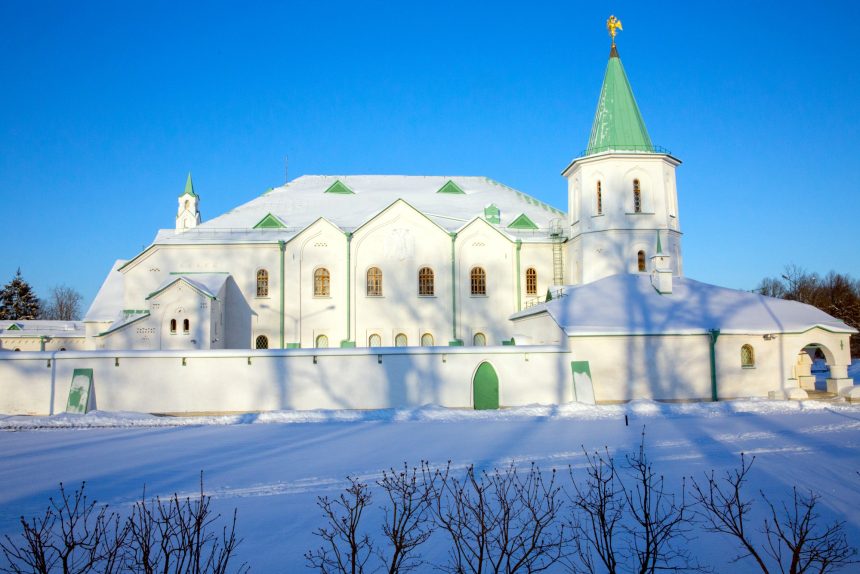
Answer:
[0,346,573,415]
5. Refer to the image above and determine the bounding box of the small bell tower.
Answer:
[176,172,201,231]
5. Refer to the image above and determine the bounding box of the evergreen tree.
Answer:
[0,269,42,320]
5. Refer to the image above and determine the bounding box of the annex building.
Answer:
[1,27,855,414]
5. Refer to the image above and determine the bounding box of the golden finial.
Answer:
[607,15,623,47]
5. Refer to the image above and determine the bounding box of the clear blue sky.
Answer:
[2,1,859,309]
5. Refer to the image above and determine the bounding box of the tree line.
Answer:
[0,269,82,321]
[757,266,860,357]
[2,435,856,573]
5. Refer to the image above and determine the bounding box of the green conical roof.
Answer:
[585,47,653,155]
[180,172,198,198]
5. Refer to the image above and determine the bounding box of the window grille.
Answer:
[256,269,269,297]
[473,332,487,346]
[633,179,642,213]
[418,267,435,296]
[471,267,486,296]
[526,268,537,295]
[255,335,269,349]
[741,344,755,367]
[314,268,330,297]
[367,267,383,296]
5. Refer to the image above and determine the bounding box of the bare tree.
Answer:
[377,463,436,574]
[41,285,83,321]
[0,482,128,574]
[691,454,857,573]
[428,461,567,573]
[306,477,374,574]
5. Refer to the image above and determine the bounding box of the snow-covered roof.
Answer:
[0,320,85,338]
[147,274,230,300]
[154,175,566,245]
[84,260,127,322]
[511,274,857,336]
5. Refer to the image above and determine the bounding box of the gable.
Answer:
[436,180,465,194]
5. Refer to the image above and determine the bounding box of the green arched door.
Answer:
[473,362,499,410]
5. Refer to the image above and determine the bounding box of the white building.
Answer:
[0,33,855,412]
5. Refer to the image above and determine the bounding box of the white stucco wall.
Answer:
[0,346,573,415]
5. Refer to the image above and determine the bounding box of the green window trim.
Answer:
[254,213,287,229]
[437,180,465,194]
[507,213,539,230]
[324,180,354,194]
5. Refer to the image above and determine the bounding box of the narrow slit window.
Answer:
[471,267,486,296]
[637,250,646,272]
[525,268,537,295]
[633,179,642,213]
[596,181,603,215]
[170,319,177,333]
[367,267,382,296]
[183,319,190,333]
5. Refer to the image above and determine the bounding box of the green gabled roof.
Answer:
[507,213,539,230]
[180,172,198,198]
[253,213,287,229]
[585,47,653,155]
[437,180,465,194]
[324,180,354,194]
[7,323,21,331]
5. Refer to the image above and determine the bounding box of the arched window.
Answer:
[314,268,330,297]
[473,332,487,346]
[637,250,646,272]
[13,348,20,352]
[59,347,66,351]
[470,267,486,296]
[525,268,537,295]
[184,199,190,210]
[421,333,434,346]
[170,319,177,333]
[418,267,435,296]
[633,179,642,213]
[255,335,269,349]
[183,319,190,333]
[316,334,329,348]
[368,334,382,347]
[395,333,408,347]
[596,181,603,215]
[741,344,755,368]
[256,269,269,297]
[367,267,382,296]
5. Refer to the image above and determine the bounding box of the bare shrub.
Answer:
[691,454,857,573]
[305,477,374,574]
[428,461,567,573]
[566,431,703,574]
[377,463,436,574]
[0,482,127,574]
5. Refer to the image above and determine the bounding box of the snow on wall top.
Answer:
[84,260,127,322]
[512,274,856,336]
[0,320,85,338]
[157,175,566,244]
[147,274,229,300]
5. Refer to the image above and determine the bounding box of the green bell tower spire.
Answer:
[585,16,653,155]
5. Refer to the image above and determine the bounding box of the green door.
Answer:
[473,362,499,410]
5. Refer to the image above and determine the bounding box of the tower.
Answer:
[564,16,682,285]
[176,172,201,231]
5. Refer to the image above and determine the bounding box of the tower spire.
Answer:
[585,16,653,156]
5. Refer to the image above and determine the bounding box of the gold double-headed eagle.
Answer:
[607,15,623,46]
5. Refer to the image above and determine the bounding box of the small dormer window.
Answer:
[633,179,642,213]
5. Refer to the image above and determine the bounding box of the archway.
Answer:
[472,362,499,410]
[795,343,836,395]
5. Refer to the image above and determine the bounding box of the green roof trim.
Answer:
[7,323,21,331]
[437,180,465,194]
[253,213,287,229]
[507,213,539,230]
[586,49,654,155]
[180,172,198,198]
[324,180,354,194]
[484,204,500,224]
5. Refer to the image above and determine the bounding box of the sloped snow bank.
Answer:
[2,396,858,430]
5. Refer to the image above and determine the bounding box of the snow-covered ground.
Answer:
[1,363,859,572]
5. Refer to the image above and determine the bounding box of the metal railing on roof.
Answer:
[579,144,672,157]
[523,287,566,309]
